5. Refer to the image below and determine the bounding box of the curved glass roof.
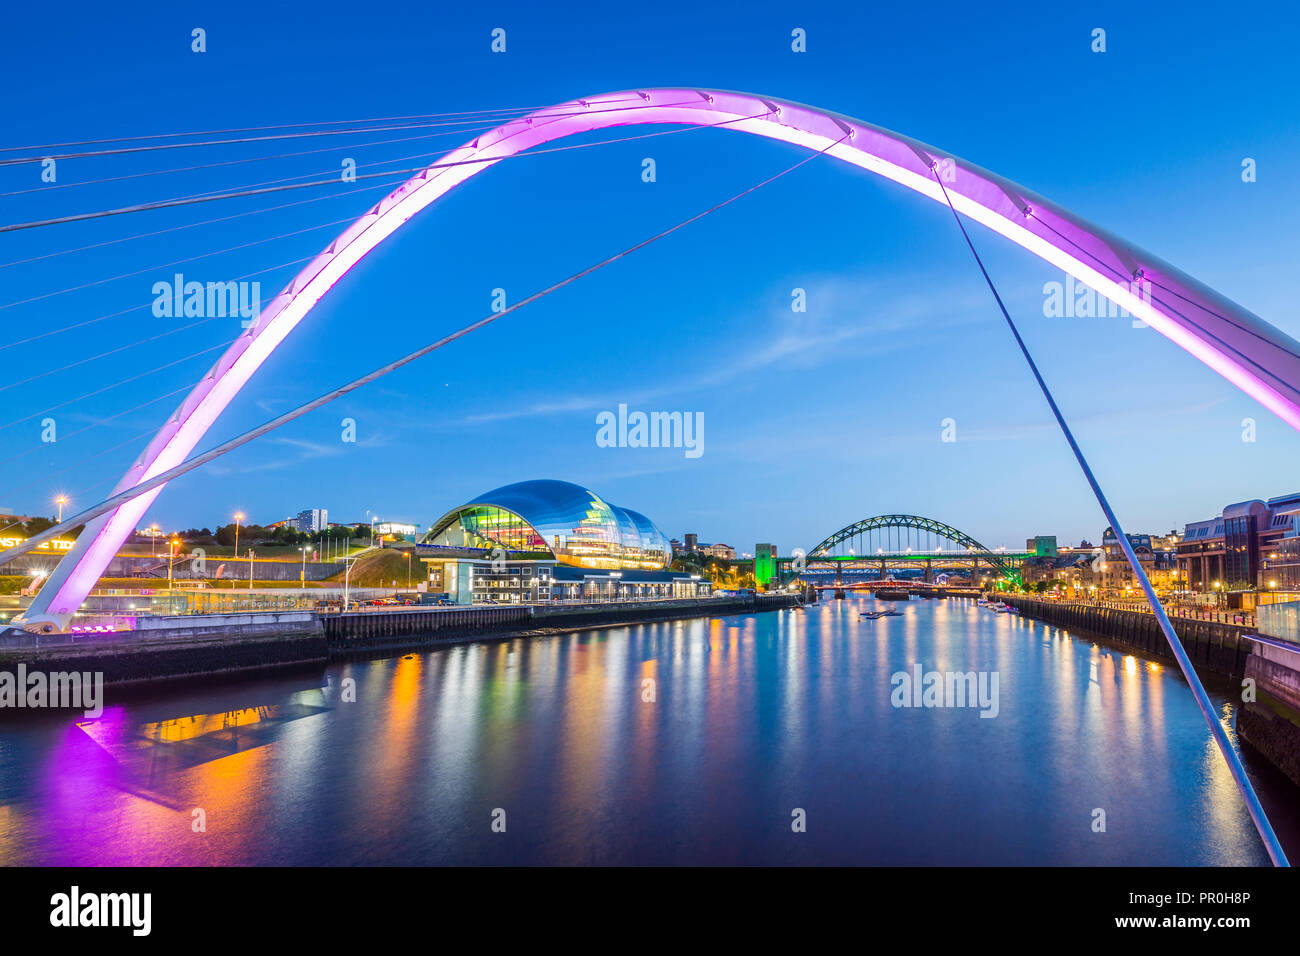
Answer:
[422,479,673,570]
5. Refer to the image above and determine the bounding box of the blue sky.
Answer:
[2,0,1299,553]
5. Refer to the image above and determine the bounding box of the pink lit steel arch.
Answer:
[20,88,1300,632]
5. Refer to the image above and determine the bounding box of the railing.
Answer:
[317,592,782,613]
[1003,592,1255,626]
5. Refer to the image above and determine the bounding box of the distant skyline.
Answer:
[3,2,1299,554]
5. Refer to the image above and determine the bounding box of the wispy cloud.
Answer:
[206,431,390,475]
[459,274,990,426]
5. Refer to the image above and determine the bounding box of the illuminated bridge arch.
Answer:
[21,87,1300,631]
[807,514,1019,578]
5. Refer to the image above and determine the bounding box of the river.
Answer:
[1,595,1296,865]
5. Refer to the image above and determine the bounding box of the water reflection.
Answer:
[0,597,1292,865]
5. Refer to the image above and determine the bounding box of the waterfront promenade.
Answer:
[1008,593,1257,627]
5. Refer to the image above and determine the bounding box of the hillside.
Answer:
[327,548,419,588]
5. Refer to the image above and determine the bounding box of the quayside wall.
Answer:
[1000,597,1254,678]
[0,594,804,688]
[323,593,803,655]
[0,611,327,688]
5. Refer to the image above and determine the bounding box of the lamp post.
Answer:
[233,512,244,558]
[248,548,255,597]
[150,523,159,557]
[300,546,308,592]
[343,555,354,612]
[167,537,180,594]
[55,495,67,523]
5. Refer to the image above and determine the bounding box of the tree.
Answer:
[270,524,310,546]
[22,517,55,537]
[217,522,274,546]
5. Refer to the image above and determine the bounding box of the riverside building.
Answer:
[417,479,710,604]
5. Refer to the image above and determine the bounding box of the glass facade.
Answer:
[1223,514,1256,590]
[422,480,673,570]
[1267,535,1300,591]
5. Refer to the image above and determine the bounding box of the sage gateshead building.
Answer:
[418,479,710,604]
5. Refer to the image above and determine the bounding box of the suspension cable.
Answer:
[0,112,772,446]
[1026,210,1300,371]
[0,172,411,273]
[0,115,517,200]
[0,379,200,467]
[0,246,327,388]
[928,164,1289,867]
[0,339,229,436]
[0,208,373,312]
[0,135,843,571]
[0,101,576,153]
[0,104,769,234]
[0,105,625,166]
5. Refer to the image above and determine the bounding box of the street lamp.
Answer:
[150,523,159,557]
[300,546,308,592]
[233,512,244,558]
[343,554,356,612]
[55,495,67,523]
[167,537,180,593]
